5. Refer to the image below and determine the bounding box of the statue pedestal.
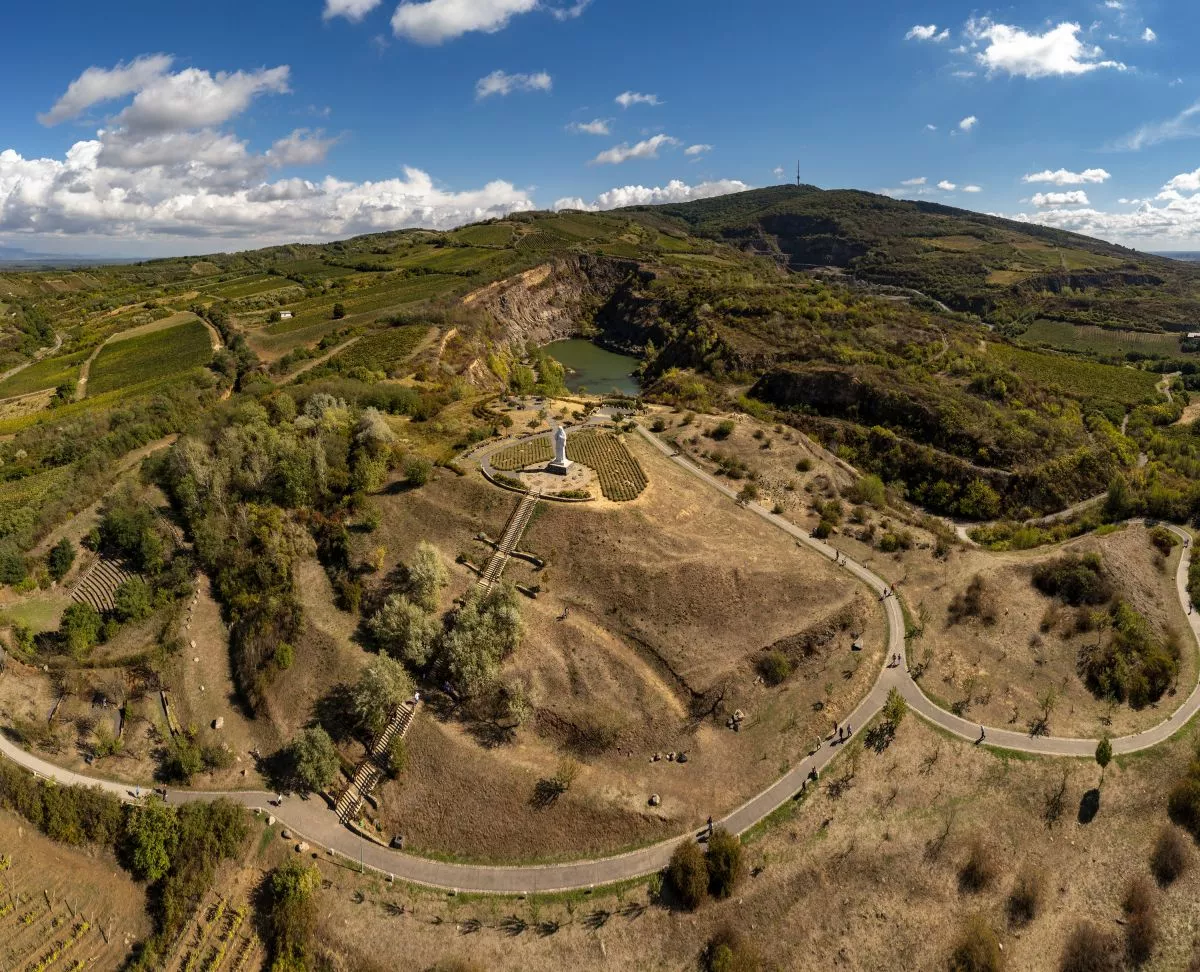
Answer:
[546,459,572,475]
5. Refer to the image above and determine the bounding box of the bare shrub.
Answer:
[948,575,998,626]
[702,924,762,972]
[1006,863,1045,926]
[948,914,1003,972]
[1060,921,1121,972]
[1123,875,1158,966]
[1150,825,1190,886]
[958,836,998,893]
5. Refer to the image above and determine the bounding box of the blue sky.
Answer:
[4,0,1200,255]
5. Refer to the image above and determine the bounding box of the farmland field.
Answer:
[0,464,73,543]
[491,437,553,471]
[264,274,460,336]
[1019,319,1184,357]
[566,429,647,501]
[87,317,212,396]
[332,324,428,371]
[987,343,1162,405]
[0,349,88,399]
[448,222,515,246]
[395,246,511,274]
[205,275,301,299]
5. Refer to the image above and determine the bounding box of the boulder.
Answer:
[212,717,224,730]
[295,842,309,853]
[267,815,276,826]
[648,794,661,807]
[281,829,291,839]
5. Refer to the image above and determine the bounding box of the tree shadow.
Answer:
[313,683,360,744]
[864,722,896,754]
[1078,788,1100,824]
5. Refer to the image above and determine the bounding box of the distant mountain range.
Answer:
[0,244,142,266]
[1153,252,1200,263]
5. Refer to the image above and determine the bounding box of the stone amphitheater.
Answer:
[70,556,138,613]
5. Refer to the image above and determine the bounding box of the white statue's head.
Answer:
[554,425,567,443]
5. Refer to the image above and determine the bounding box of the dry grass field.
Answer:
[309,716,1200,971]
[905,523,1194,738]
[362,435,886,862]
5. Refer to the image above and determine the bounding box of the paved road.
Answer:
[2,429,1199,892]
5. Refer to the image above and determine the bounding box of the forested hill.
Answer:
[627,186,1200,331]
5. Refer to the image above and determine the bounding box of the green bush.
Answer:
[266,858,321,971]
[47,537,75,581]
[1032,554,1112,606]
[1079,600,1178,707]
[758,650,792,686]
[710,419,736,441]
[291,726,340,793]
[666,839,709,910]
[706,828,746,899]
[60,601,102,659]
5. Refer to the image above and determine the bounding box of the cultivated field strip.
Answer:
[490,437,553,471]
[566,430,647,501]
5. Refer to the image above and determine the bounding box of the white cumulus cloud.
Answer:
[39,54,175,126]
[548,0,591,20]
[323,0,383,21]
[615,91,661,108]
[553,179,751,212]
[1143,27,1157,42]
[1022,167,1111,185]
[590,134,679,165]
[963,185,983,192]
[906,25,949,42]
[1031,190,1090,206]
[959,115,978,131]
[937,180,957,191]
[901,176,927,186]
[966,18,1127,78]
[474,70,552,99]
[567,119,610,135]
[684,144,713,156]
[391,0,538,44]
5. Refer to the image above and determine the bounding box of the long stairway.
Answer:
[477,491,539,592]
[336,699,419,824]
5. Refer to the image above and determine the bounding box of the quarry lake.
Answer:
[544,339,641,397]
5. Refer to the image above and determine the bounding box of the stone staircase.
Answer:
[477,491,539,592]
[336,699,419,824]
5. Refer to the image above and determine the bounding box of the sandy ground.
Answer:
[312,715,1200,972]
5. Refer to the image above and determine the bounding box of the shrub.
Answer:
[795,458,813,473]
[113,576,154,623]
[1060,922,1121,972]
[1168,774,1200,836]
[958,836,997,893]
[1149,526,1179,557]
[291,726,339,793]
[710,420,735,440]
[1006,864,1044,926]
[274,642,294,670]
[47,538,75,582]
[1079,600,1178,707]
[812,520,833,540]
[351,655,414,737]
[386,736,408,778]
[949,914,1003,972]
[59,602,102,659]
[405,456,433,488]
[882,687,908,726]
[758,650,793,686]
[1032,554,1112,606]
[266,858,321,970]
[1123,875,1158,965]
[1150,825,1190,886]
[706,828,746,899]
[850,474,886,507]
[702,925,762,972]
[666,839,709,910]
[947,575,999,625]
[332,302,346,319]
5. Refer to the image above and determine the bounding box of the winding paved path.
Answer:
[2,427,1199,893]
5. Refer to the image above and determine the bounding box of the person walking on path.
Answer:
[977,725,986,744]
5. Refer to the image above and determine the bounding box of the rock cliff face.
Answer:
[463,254,648,348]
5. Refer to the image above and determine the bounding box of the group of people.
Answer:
[830,550,848,566]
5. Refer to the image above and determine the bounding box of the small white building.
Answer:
[279,311,294,320]
[1188,331,1200,339]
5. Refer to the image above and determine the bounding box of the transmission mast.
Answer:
[796,161,801,187]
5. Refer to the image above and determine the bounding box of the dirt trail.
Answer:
[278,337,361,385]
[0,329,62,385]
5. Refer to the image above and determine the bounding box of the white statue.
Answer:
[549,425,572,474]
